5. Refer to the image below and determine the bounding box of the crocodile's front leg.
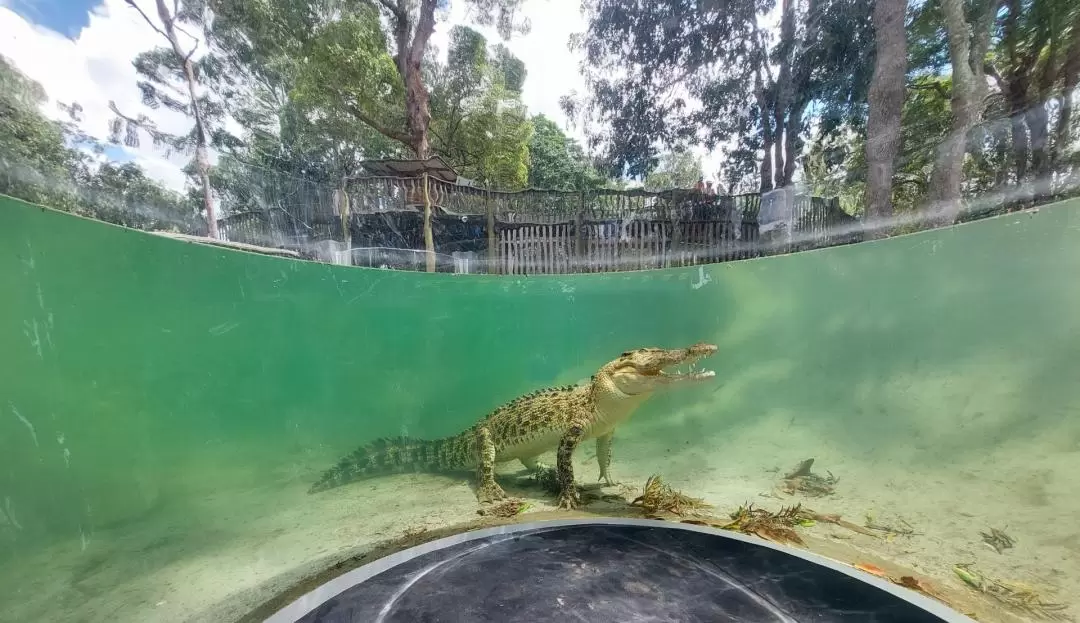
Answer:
[475,426,507,503]
[596,433,616,486]
[555,420,588,510]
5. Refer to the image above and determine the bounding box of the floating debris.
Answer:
[853,562,889,578]
[478,498,532,518]
[780,458,838,497]
[896,575,946,600]
[630,475,712,516]
[802,509,881,538]
[954,564,1072,621]
[531,464,561,495]
[864,509,917,539]
[980,527,1015,554]
[722,502,815,546]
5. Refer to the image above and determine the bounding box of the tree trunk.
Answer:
[760,135,775,193]
[386,0,437,265]
[153,0,217,238]
[404,37,433,159]
[1009,111,1030,185]
[391,0,436,160]
[779,0,822,188]
[1027,103,1051,197]
[783,101,806,186]
[754,68,775,192]
[1029,17,1061,199]
[1053,12,1080,178]
[993,126,1011,188]
[863,0,908,229]
[1002,0,1031,188]
[929,0,999,224]
[773,0,796,189]
[422,173,435,272]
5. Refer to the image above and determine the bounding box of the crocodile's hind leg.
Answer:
[596,433,616,486]
[475,426,507,503]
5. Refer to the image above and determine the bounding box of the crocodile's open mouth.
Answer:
[648,348,717,380]
[656,363,716,380]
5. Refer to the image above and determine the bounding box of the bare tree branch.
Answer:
[124,0,169,40]
[342,101,412,145]
[109,100,177,148]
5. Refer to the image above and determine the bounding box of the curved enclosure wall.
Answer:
[2,195,1079,622]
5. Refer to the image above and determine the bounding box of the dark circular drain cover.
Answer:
[266,519,971,623]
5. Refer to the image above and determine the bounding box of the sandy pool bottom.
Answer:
[1,423,1077,623]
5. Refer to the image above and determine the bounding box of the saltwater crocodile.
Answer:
[308,343,717,509]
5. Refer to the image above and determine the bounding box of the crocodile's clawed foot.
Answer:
[477,481,508,503]
[556,487,582,510]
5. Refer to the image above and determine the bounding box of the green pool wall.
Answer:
[2,194,1079,556]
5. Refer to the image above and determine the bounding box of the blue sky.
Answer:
[9,0,97,38]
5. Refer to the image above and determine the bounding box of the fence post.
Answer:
[422,173,436,273]
[335,175,352,265]
[574,191,585,273]
[668,190,680,267]
[486,191,497,274]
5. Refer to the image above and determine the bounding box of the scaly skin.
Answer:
[307,343,717,509]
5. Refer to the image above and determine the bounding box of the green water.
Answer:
[2,195,1080,622]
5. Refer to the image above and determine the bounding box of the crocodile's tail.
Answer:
[307,435,472,494]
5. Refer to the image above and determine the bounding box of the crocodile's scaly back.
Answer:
[307,435,476,493]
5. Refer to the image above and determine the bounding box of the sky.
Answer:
[0,0,726,194]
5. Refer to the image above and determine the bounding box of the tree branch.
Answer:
[409,0,438,66]
[124,0,169,40]
[971,0,1003,68]
[390,0,411,77]
[984,62,1003,89]
[342,101,411,145]
[109,100,178,148]
[909,80,951,99]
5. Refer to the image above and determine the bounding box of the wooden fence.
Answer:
[215,172,854,274]
[495,216,760,274]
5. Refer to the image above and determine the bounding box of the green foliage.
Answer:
[291,7,405,140]
[204,0,405,189]
[81,162,201,231]
[428,26,534,189]
[0,57,81,210]
[569,0,875,188]
[527,115,607,190]
[803,128,866,214]
[460,0,532,39]
[642,150,703,191]
[804,75,957,215]
[112,2,223,161]
[1,55,195,231]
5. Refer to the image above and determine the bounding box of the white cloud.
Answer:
[0,0,210,193]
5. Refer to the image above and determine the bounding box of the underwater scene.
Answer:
[2,195,1079,622]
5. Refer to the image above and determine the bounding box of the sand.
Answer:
[2,408,1077,623]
